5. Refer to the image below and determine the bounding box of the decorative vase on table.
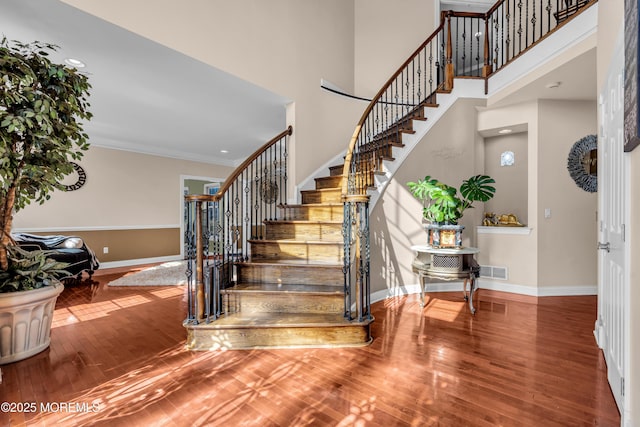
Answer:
[424,223,465,248]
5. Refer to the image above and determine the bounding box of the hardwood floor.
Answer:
[0,267,620,426]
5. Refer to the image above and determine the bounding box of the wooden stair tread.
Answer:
[264,220,343,225]
[249,238,341,244]
[300,188,341,193]
[202,312,368,328]
[237,259,342,267]
[279,203,343,208]
[225,283,342,294]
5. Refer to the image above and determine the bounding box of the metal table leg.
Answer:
[418,272,426,307]
[464,273,477,314]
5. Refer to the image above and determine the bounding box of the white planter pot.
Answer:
[0,282,64,365]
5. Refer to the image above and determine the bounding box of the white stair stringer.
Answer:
[367,79,487,211]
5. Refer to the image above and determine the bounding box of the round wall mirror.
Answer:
[567,134,597,193]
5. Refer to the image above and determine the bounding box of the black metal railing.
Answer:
[485,0,591,71]
[342,195,371,322]
[184,126,292,324]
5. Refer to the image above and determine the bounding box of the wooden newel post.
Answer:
[195,199,205,320]
[445,13,454,91]
[482,17,492,77]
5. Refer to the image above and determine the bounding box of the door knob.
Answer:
[597,242,610,253]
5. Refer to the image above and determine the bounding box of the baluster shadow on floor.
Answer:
[0,267,620,426]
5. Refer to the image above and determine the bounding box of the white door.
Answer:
[596,34,627,414]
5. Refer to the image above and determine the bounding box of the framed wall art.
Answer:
[624,0,640,152]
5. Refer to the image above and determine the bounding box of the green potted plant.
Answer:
[0,37,92,364]
[407,174,495,247]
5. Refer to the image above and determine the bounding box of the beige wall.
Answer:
[13,146,234,262]
[354,0,437,97]
[537,99,597,287]
[61,0,363,188]
[477,101,539,288]
[369,98,485,293]
[484,132,529,224]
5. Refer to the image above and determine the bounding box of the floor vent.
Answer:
[480,265,508,280]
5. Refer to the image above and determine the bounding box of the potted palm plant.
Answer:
[407,174,495,248]
[0,37,92,364]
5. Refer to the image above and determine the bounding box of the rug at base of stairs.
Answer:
[107,261,187,287]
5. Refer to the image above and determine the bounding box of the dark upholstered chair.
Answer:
[12,233,99,284]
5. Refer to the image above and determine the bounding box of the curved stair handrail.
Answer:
[341,18,448,199]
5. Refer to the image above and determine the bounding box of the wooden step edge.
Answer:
[422,102,439,108]
[300,187,341,193]
[368,139,406,148]
[263,219,343,225]
[194,313,374,329]
[278,203,344,208]
[223,283,343,295]
[315,175,343,181]
[248,239,343,245]
[235,260,343,268]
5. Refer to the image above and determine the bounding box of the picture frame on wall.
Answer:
[624,0,640,152]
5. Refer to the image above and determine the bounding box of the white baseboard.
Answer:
[371,280,597,304]
[98,255,182,271]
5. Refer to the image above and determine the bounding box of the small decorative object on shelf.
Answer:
[407,174,496,248]
[482,212,525,227]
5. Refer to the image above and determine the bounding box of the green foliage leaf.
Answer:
[0,245,70,292]
[0,38,93,268]
[407,174,496,224]
[460,174,496,203]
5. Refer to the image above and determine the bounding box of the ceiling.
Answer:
[1,0,290,166]
[2,0,596,166]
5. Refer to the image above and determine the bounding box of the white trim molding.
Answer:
[13,224,180,233]
[97,255,182,271]
[372,280,597,304]
[477,226,532,235]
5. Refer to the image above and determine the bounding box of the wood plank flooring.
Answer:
[0,267,620,426]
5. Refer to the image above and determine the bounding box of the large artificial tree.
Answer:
[0,37,92,271]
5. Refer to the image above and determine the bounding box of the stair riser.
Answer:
[237,264,343,286]
[279,205,343,221]
[301,190,342,204]
[251,242,342,262]
[185,324,372,350]
[265,222,342,241]
[224,293,343,314]
[329,165,343,177]
[315,176,343,190]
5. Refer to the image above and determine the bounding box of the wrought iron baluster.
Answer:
[463,17,467,76]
